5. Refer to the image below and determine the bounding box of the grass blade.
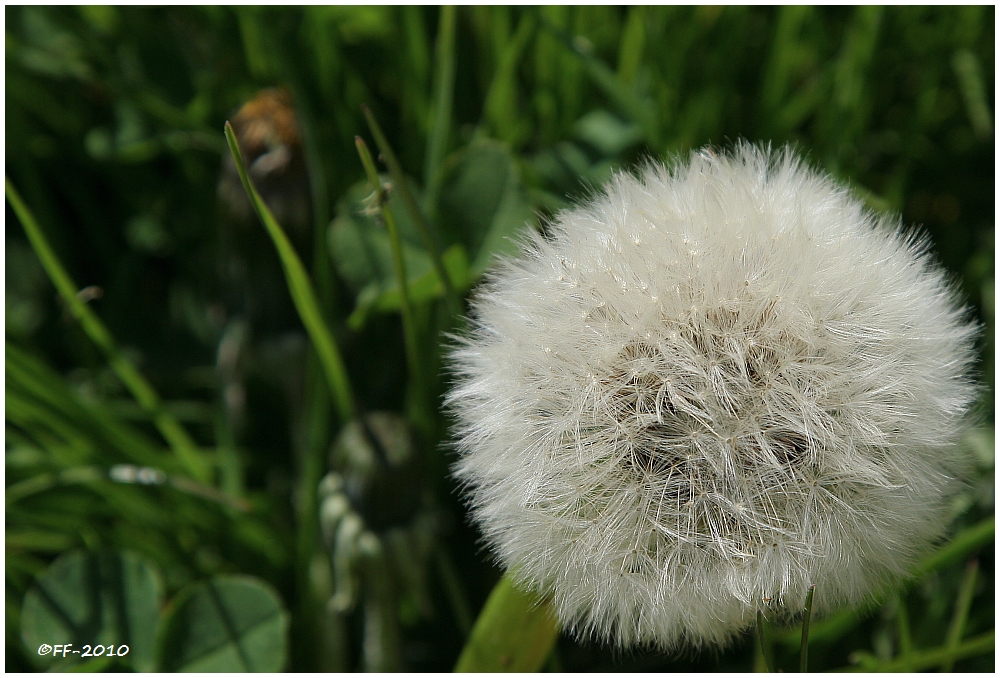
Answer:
[837,631,994,672]
[6,344,174,471]
[539,16,659,148]
[776,516,995,646]
[911,517,994,579]
[223,122,356,423]
[423,5,457,213]
[6,177,209,481]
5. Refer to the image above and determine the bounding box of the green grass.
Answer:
[5,6,994,672]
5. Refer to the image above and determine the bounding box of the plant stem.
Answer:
[756,609,772,672]
[940,559,979,672]
[361,104,460,315]
[893,593,913,671]
[6,177,210,482]
[435,544,473,638]
[355,136,426,416]
[455,573,560,672]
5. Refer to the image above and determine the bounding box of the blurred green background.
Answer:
[6,6,994,672]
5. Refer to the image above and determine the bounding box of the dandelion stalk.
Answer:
[800,585,815,672]
[6,177,210,482]
[361,104,460,315]
[756,610,772,673]
[223,122,355,422]
[894,593,913,670]
[355,135,425,412]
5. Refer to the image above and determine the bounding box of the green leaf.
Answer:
[437,140,536,278]
[329,179,427,289]
[20,549,162,672]
[347,244,468,329]
[574,109,643,158]
[157,575,289,672]
[455,573,559,672]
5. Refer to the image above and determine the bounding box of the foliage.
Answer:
[5,6,994,671]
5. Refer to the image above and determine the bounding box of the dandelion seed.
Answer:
[447,144,978,650]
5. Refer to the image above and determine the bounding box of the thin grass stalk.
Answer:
[6,177,210,482]
[361,104,459,314]
[355,136,425,409]
[893,593,913,671]
[434,544,473,638]
[223,122,356,423]
[940,559,979,671]
[424,5,457,211]
[538,16,660,149]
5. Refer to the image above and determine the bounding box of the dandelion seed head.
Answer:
[447,144,978,650]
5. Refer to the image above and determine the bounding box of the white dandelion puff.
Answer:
[447,144,979,650]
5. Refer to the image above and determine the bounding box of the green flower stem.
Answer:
[223,122,355,423]
[6,177,210,482]
[940,559,979,672]
[894,593,913,671]
[355,136,425,411]
[361,104,460,315]
[756,610,772,672]
[423,5,457,212]
[800,585,815,672]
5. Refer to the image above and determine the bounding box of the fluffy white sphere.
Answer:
[447,144,978,650]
